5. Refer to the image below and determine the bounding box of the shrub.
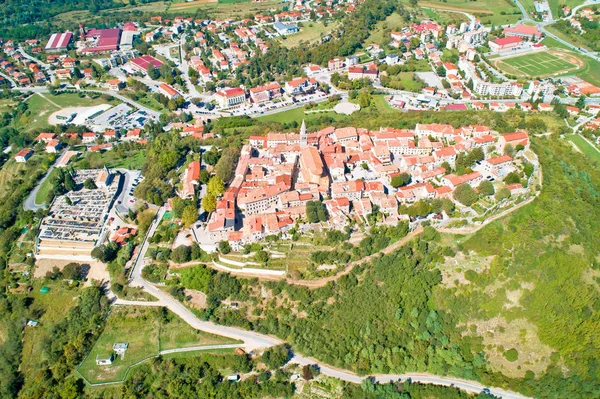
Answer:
[504,348,519,362]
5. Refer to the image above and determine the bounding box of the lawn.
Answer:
[496,50,581,78]
[568,134,600,162]
[74,149,147,170]
[78,306,240,384]
[256,94,394,125]
[281,21,340,48]
[411,0,522,26]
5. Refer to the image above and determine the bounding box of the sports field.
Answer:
[495,50,582,78]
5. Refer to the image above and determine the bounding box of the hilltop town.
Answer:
[0,0,599,398]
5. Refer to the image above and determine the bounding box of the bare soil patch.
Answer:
[34,258,109,284]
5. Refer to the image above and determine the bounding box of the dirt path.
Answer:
[37,92,62,108]
[285,226,424,288]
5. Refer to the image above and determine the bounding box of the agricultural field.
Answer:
[494,50,583,78]
[77,306,240,384]
[281,21,341,48]
[410,0,522,26]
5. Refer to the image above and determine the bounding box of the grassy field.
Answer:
[78,307,240,384]
[496,50,581,78]
[411,0,522,26]
[22,93,113,132]
[281,21,340,48]
[256,105,347,124]
[256,94,393,125]
[167,0,280,18]
[20,281,82,383]
[75,149,147,170]
[0,98,17,113]
[548,0,586,15]
[420,6,470,25]
[541,37,600,86]
[568,134,600,162]
[34,168,58,205]
[384,72,427,92]
[0,153,51,199]
[366,12,410,46]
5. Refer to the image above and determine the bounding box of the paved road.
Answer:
[17,45,50,68]
[290,356,529,399]
[0,71,16,88]
[177,33,203,99]
[128,207,282,351]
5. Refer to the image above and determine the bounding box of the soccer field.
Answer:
[496,51,581,78]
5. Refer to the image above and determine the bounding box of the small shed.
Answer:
[39,286,50,294]
[227,374,240,382]
[96,354,114,366]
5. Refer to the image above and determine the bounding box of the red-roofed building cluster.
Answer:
[204,122,530,248]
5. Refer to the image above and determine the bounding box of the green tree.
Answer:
[453,184,478,206]
[62,262,84,281]
[261,345,291,369]
[436,64,446,77]
[202,194,216,213]
[477,180,495,196]
[504,172,521,185]
[495,187,511,201]
[83,178,96,190]
[575,95,586,110]
[171,245,191,263]
[218,241,231,254]
[207,176,225,197]
[391,173,411,188]
[181,205,198,227]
